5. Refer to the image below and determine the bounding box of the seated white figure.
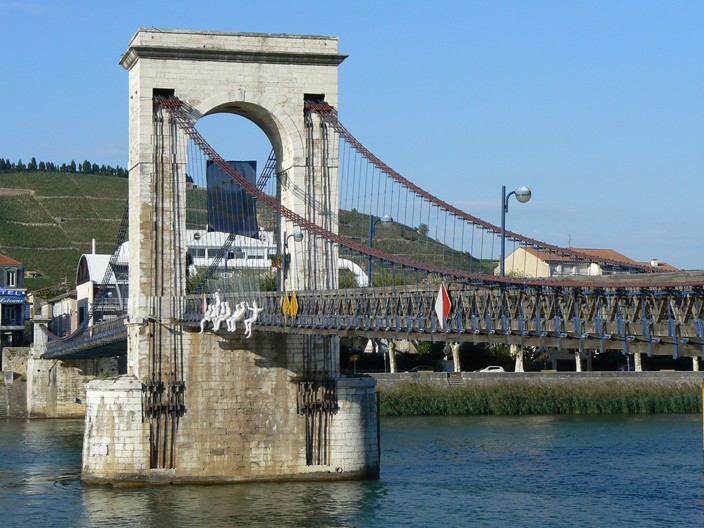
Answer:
[243,300,264,339]
[199,303,215,333]
[212,301,231,332]
[226,302,247,333]
[199,292,221,333]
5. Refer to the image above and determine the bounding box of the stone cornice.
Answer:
[120,46,348,70]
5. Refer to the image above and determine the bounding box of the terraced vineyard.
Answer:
[0,172,127,291]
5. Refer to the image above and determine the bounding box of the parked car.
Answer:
[478,366,505,373]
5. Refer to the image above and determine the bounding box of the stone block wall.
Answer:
[26,356,119,418]
[0,371,26,417]
[2,346,29,375]
[83,332,379,484]
[1,347,29,417]
[82,377,150,483]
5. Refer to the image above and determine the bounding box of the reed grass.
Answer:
[378,381,701,416]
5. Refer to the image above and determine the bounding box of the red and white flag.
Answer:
[434,283,451,330]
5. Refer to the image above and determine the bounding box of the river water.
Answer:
[1,414,703,527]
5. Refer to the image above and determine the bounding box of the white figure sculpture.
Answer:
[199,303,214,333]
[243,300,264,339]
[199,292,221,333]
[226,302,247,333]
[212,301,231,332]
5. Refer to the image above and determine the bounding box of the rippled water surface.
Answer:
[1,414,703,527]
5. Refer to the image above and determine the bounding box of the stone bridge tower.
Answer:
[81,29,378,485]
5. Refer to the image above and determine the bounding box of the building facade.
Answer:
[0,253,27,348]
[497,247,678,278]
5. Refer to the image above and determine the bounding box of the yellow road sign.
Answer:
[282,292,299,317]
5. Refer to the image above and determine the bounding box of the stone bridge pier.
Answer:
[81,29,379,484]
[83,332,379,484]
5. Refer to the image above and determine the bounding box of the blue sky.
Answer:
[1,0,702,268]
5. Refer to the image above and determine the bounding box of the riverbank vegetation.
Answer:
[378,381,701,416]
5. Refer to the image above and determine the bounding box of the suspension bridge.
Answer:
[31,28,703,485]
[43,98,704,362]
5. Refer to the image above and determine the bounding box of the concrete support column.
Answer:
[693,356,700,371]
[388,339,398,373]
[30,309,51,359]
[634,352,643,372]
[511,344,524,372]
[451,342,462,372]
[574,349,583,372]
[329,376,379,478]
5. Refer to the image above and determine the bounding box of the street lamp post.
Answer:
[500,185,532,277]
[368,214,393,287]
[283,231,304,288]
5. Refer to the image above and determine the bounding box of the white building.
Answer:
[496,247,678,278]
[185,229,277,271]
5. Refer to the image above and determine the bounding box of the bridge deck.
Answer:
[44,271,704,360]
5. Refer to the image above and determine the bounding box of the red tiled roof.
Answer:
[637,261,679,272]
[568,248,639,265]
[520,247,636,264]
[0,252,21,266]
[519,247,676,269]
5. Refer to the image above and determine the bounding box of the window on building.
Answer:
[4,306,17,324]
[6,270,16,287]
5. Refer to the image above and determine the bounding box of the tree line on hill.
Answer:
[0,157,127,177]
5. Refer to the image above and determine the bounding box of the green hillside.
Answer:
[0,171,127,291]
[338,209,495,276]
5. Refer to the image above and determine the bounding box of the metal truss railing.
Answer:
[44,317,127,358]
[178,280,704,357]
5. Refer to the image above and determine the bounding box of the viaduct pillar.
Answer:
[82,29,378,484]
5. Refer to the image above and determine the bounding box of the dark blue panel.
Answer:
[206,160,259,237]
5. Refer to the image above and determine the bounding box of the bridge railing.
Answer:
[44,317,128,357]
[176,280,704,357]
